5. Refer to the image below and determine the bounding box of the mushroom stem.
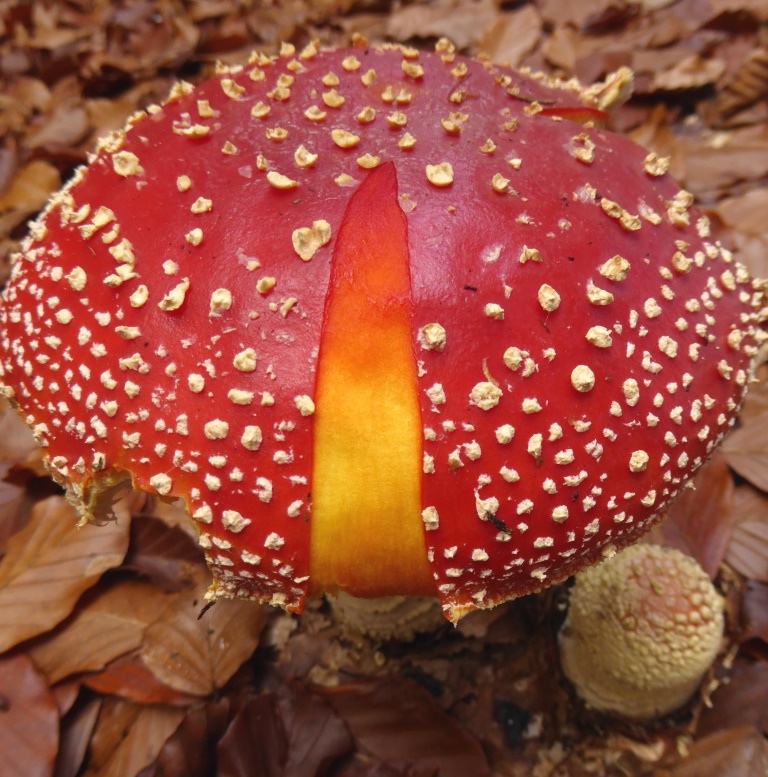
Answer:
[558,544,724,720]
[327,592,446,642]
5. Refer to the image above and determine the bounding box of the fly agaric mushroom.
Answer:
[0,40,764,623]
[558,543,725,719]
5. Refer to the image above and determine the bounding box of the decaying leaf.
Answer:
[741,580,768,645]
[122,514,203,593]
[385,0,498,50]
[478,5,542,68]
[322,676,492,777]
[721,411,768,493]
[55,697,101,777]
[84,651,201,707]
[698,662,768,737]
[140,570,266,697]
[671,726,768,777]
[82,698,185,777]
[727,521,768,583]
[27,578,173,684]
[651,454,735,579]
[0,496,130,652]
[0,653,59,777]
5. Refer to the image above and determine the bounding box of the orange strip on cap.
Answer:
[310,162,435,598]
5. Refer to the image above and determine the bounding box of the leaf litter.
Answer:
[1,0,768,775]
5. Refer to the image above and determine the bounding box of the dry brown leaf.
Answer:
[671,726,768,777]
[0,496,130,652]
[651,454,735,578]
[675,124,768,197]
[322,676,492,776]
[84,651,202,706]
[478,5,541,68]
[385,0,498,50]
[698,662,768,736]
[541,26,581,72]
[217,694,286,777]
[28,578,174,684]
[741,580,768,645]
[140,570,266,696]
[145,699,232,777]
[122,514,203,592]
[651,54,727,91]
[55,697,101,777]
[721,412,768,493]
[82,698,185,777]
[718,188,768,238]
[0,400,38,463]
[0,159,61,239]
[0,466,28,557]
[0,653,59,777]
[726,521,768,582]
[538,0,629,30]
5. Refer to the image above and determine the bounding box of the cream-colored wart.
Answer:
[327,591,445,641]
[558,544,724,720]
[292,220,331,261]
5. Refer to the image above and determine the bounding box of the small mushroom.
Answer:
[0,41,764,623]
[558,543,725,719]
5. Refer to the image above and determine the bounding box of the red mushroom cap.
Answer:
[0,41,764,621]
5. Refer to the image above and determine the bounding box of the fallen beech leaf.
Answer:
[0,159,61,215]
[385,0,498,50]
[321,676,491,777]
[217,694,287,777]
[538,0,627,29]
[82,698,185,777]
[721,411,768,493]
[84,651,201,706]
[698,662,768,737]
[140,571,266,696]
[217,683,353,777]
[0,465,27,557]
[726,521,768,583]
[28,578,173,684]
[122,514,203,592]
[741,580,768,645]
[478,5,542,68]
[0,496,130,652]
[0,653,59,777]
[718,189,768,238]
[51,681,80,718]
[279,683,354,777]
[55,697,101,777]
[144,699,232,777]
[675,124,768,197]
[671,726,768,777]
[0,400,38,463]
[650,454,735,578]
[651,54,726,91]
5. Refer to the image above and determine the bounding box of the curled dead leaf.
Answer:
[0,496,130,652]
[0,653,59,777]
[82,698,185,777]
[140,570,266,697]
[27,579,174,684]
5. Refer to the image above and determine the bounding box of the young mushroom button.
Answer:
[558,544,725,719]
[0,40,764,623]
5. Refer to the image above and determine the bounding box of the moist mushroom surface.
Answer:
[0,40,764,622]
